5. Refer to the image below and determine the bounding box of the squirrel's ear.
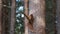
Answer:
[30,14,34,22]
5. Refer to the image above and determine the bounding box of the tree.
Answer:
[2,0,9,34]
[10,0,16,34]
[53,0,56,34]
[0,0,3,34]
[24,0,29,34]
[56,0,60,34]
[24,0,46,34]
[45,0,56,34]
[29,0,46,34]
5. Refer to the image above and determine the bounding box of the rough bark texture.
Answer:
[56,0,60,34]
[0,0,2,34]
[10,0,16,34]
[29,0,46,34]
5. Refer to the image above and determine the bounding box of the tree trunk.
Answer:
[53,0,56,34]
[56,0,60,34]
[29,0,46,34]
[2,0,9,34]
[24,0,29,34]
[10,0,16,34]
[0,0,3,34]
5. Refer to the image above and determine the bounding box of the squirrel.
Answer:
[23,13,34,32]
[20,12,34,32]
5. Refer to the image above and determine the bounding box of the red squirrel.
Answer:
[24,13,34,32]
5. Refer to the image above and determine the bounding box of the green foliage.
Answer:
[15,0,24,34]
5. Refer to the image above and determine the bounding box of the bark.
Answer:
[0,0,3,34]
[10,0,16,34]
[2,0,9,34]
[56,0,60,34]
[24,0,29,34]
[29,0,46,34]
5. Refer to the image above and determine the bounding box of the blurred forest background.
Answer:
[0,0,56,34]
